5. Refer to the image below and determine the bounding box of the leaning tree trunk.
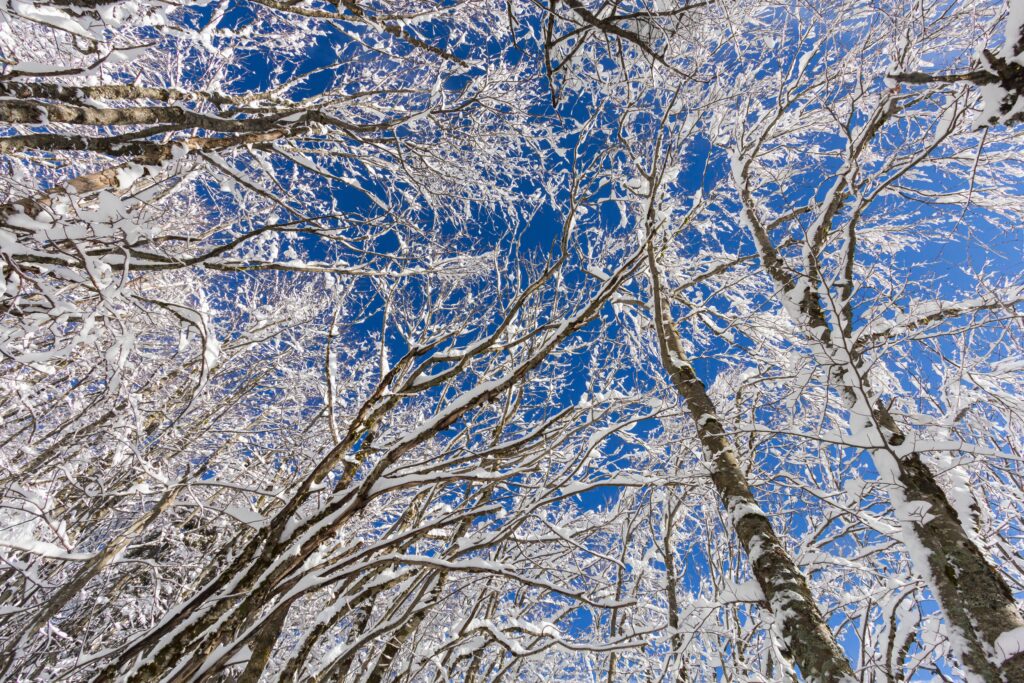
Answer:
[860,392,1024,682]
[645,236,854,682]
[734,153,1024,681]
[814,281,1024,682]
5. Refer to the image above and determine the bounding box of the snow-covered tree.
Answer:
[2,1,1023,681]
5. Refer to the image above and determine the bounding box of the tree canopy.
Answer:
[2,1,1024,681]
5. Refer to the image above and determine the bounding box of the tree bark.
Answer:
[645,232,854,682]
[733,152,1024,681]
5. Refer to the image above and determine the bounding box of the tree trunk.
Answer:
[735,158,1024,680]
[646,236,854,682]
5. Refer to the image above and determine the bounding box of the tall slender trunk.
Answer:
[663,499,687,682]
[645,237,854,682]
